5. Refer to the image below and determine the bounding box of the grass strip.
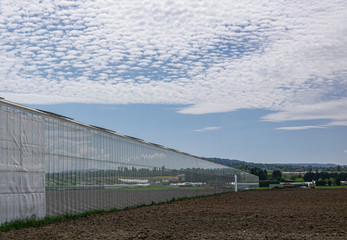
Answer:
[315,186,346,189]
[114,185,205,191]
[0,208,119,232]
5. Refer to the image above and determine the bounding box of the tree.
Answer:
[272,170,282,180]
[335,176,341,186]
[263,169,268,180]
[303,171,315,182]
[316,178,326,186]
[250,167,268,180]
[327,178,334,186]
[295,177,304,182]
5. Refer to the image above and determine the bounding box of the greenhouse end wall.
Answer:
[0,99,259,224]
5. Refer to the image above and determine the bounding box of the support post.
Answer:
[235,175,238,192]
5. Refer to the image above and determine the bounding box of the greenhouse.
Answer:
[0,98,258,225]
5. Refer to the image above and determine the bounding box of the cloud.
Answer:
[0,0,346,124]
[193,126,221,132]
[327,121,347,127]
[264,99,347,130]
[262,99,347,122]
[276,125,327,131]
[274,120,347,131]
[344,150,347,154]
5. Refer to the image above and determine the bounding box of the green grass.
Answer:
[250,187,269,190]
[253,185,346,190]
[316,185,346,189]
[251,185,285,190]
[113,185,205,191]
[0,208,119,232]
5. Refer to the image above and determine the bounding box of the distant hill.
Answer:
[204,157,346,172]
[279,163,338,168]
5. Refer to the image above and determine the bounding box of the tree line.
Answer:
[303,171,347,186]
[249,167,347,187]
[249,167,283,187]
[206,157,347,172]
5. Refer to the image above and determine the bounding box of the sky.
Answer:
[1,0,347,165]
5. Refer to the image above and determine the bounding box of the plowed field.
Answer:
[1,188,346,240]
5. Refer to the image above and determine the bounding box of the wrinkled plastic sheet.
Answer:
[0,107,45,224]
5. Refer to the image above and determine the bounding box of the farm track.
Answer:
[1,188,346,239]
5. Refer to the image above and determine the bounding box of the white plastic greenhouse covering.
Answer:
[0,99,259,225]
[0,105,45,224]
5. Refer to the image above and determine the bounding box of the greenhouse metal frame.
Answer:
[0,98,258,224]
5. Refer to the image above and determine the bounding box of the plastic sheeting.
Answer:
[0,106,45,225]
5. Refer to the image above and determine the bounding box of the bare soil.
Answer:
[1,188,346,240]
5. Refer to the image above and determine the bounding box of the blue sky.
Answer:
[1,0,347,165]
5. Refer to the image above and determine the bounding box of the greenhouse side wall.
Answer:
[0,103,46,225]
[0,99,259,224]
